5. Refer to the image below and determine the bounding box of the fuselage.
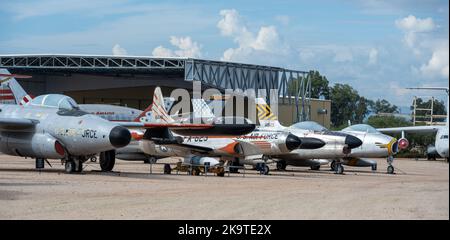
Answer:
[260,125,356,160]
[79,104,142,122]
[341,130,397,158]
[0,103,130,158]
[139,129,301,158]
[435,127,449,158]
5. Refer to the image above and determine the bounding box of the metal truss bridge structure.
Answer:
[0,54,312,121]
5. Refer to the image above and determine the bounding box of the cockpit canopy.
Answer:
[29,94,79,110]
[290,121,328,132]
[342,124,380,134]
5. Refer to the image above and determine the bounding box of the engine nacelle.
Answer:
[0,132,66,159]
[397,138,409,150]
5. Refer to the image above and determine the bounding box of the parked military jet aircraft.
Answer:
[0,73,132,173]
[254,98,363,173]
[113,87,326,174]
[0,71,255,173]
[340,124,399,174]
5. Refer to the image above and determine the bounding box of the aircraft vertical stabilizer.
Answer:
[255,98,284,128]
[0,69,33,105]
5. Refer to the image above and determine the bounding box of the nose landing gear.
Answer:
[387,155,395,174]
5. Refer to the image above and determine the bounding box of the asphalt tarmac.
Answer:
[0,155,448,219]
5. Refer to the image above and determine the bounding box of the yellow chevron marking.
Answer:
[256,104,277,120]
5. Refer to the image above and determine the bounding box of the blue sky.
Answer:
[0,0,448,109]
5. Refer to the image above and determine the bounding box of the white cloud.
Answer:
[395,15,435,32]
[420,44,449,79]
[152,36,202,58]
[112,44,127,56]
[395,15,435,48]
[394,15,449,80]
[217,9,286,62]
[368,48,378,65]
[152,46,174,57]
[170,36,202,58]
[217,9,244,37]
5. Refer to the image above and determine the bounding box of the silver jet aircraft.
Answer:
[0,72,132,173]
[1,71,245,173]
[115,87,326,175]
[340,124,399,174]
[254,98,363,174]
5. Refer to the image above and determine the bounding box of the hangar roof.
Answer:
[0,54,312,120]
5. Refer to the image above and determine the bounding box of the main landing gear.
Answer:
[64,157,84,173]
[276,160,287,171]
[330,160,344,174]
[99,150,116,172]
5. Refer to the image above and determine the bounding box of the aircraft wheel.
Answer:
[65,161,75,174]
[387,165,395,174]
[144,156,157,164]
[99,150,116,172]
[75,161,83,173]
[330,160,337,171]
[261,165,270,175]
[276,161,286,171]
[163,164,172,174]
[335,164,344,174]
[371,164,377,171]
[310,165,320,170]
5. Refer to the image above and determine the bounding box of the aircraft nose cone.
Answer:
[299,137,326,149]
[345,135,363,149]
[285,133,302,151]
[109,126,131,148]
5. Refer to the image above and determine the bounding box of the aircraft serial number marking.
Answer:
[81,129,98,139]
[56,128,97,138]
[183,136,208,142]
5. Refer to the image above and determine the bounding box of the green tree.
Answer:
[366,115,412,128]
[287,70,330,99]
[370,99,399,114]
[330,83,369,127]
[411,98,447,123]
[309,70,330,99]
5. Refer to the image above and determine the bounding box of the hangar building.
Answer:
[0,54,331,127]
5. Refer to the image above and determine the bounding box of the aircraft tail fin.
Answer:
[0,69,33,105]
[192,98,215,119]
[255,98,283,128]
[134,87,175,123]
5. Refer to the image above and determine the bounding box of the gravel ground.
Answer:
[0,155,448,219]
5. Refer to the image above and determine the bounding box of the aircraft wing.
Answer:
[377,126,441,134]
[233,140,265,156]
[0,118,37,131]
[117,122,213,129]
